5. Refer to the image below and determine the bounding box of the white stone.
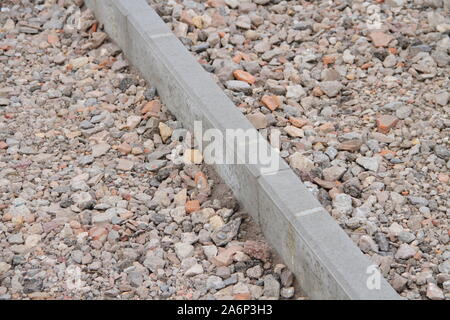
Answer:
[174,242,195,260]
[286,85,306,100]
[185,263,204,276]
[203,245,218,259]
[356,156,379,172]
[24,234,41,248]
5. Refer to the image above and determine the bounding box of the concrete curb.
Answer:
[85,0,401,300]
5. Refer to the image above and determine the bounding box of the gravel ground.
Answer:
[0,1,300,300]
[148,0,450,299]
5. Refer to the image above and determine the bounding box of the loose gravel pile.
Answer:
[149,0,450,299]
[0,1,300,300]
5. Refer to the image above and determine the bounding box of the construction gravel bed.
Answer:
[0,1,301,300]
[148,0,450,300]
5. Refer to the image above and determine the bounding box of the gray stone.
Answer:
[333,193,353,215]
[71,192,95,209]
[71,250,83,264]
[322,166,346,181]
[383,55,397,68]
[143,255,166,273]
[79,155,94,165]
[395,105,411,119]
[443,280,450,291]
[210,218,241,246]
[174,242,195,260]
[185,264,204,276]
[395,244,417,260]
[407,196,429,207]
[246,265,263,279]
[435,91,449,106]
[375,233,390,252]
[356,156,379,172]
[319,81,343,98]
[398,231,415,243]
[22,278,43,294]
[434,145,450,160]
[207,275,225,290]
[438,260,450,274]
[358,235,378,253]
[263,275,280,298]
[116,159,134,171]
[145,160,167,171]
[225,80,251,93]
[286,85,306,100]
[7,233,24,244]
[392,274,408,292]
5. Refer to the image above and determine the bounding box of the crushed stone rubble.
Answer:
[0,0,302,300]
[149,0,450,300]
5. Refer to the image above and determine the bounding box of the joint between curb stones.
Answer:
[294,207,324,218]
[149,33,176,40]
